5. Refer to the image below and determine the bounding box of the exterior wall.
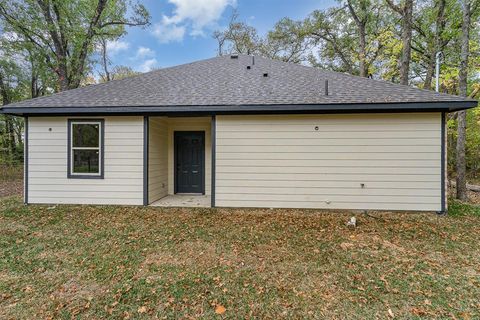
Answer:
[27,116,144,205]
[167,117,212,195]
[148,117,168,203]
[215,113,442,211]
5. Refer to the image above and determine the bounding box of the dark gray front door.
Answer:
[174,131,205,194]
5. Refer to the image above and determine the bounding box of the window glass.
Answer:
[72,123,99,147]
[73,150,99,173]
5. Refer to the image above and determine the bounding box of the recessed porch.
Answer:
[146,116,212,207]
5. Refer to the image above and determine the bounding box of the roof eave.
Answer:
[0,101,477,116]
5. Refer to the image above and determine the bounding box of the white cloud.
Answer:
[152,22,186,43]
[136,46,155,58]
[138,58,158,72]
[127,46,157,73]
[152,0,236,42]
[105,40,130,55]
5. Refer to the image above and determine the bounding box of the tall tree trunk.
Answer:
[31,73,41,98]
[100,38,111,82]
[346,0,368,77]
[400,0,413,85]
[456,110,467,200]
[358,26,367,77]
[386,0,414,85]
[56,57,69,91]
[424,0,446,90]
[423,52,435,89]
[456,0,471,201]
[0,72,16,157]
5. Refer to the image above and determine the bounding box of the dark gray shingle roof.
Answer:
[1,55,476,114]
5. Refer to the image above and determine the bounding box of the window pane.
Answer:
[73,123,99,147]
[73,150,99,174]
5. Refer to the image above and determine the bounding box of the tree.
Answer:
[0,58,27,163]
[0,27,55,163]
[0,0,150,91]
[385,0,414,85]
[213,11,263,56]
[305,0,390,77]
[456,0,472,201]
[99,65,140,82]
[263,18,310,63]
[346,0,371,77]
[0,68,14,156]
[98,37,112,82]
[411,0,452,89]
[305,7,357,74]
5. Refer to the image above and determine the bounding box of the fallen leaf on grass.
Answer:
[215,305,226,315]
[388,308,395,318]
[411,307,427,316]
[23,286,33,293]
[340,242,354,250]
[137,306,147,314]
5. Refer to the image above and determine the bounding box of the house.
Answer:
[1,55,477,212]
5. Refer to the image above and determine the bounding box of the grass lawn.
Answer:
[0,197,479,319]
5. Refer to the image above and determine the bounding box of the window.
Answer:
[68,119,104,178]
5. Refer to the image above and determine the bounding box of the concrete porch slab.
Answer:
[150,195,211,208]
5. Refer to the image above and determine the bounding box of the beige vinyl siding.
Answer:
[28,116,144,205]
[215,113,442,211]
[167,117,211,195]
[148,117,168,203]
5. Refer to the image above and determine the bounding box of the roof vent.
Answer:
[263,73,268,77]
[230,54,238,59]
[325,80,329,96]
[246,66,251,70]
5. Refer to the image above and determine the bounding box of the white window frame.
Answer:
[68,119,104,178]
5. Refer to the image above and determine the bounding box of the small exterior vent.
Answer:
[230,54,238,59]
[263,73,268,77]
[246,66,251,70]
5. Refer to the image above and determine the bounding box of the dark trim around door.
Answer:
[143,116,149,206]
[211,116,216,207]
[174,131,205,194]
[24,116,28,205]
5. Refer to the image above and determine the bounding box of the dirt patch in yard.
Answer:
[0,179,23,198]
[468,190,480,204]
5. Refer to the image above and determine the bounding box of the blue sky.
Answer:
[104,0,337,73]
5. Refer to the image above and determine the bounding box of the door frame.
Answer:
[174,131,206,194]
